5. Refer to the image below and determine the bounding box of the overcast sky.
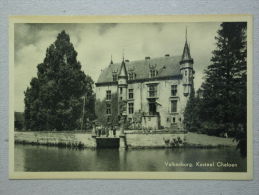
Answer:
[14,22,220,112]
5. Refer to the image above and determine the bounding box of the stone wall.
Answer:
[15,131,237,149]
[126,133,185,148]
[15,131,96,148]
[15,131,186,149]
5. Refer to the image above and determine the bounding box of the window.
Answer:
[119,87,123,94]
[171,85,177,96]
[128,89,134,99]
[171,100,177,113]
[112,74,117,81]
[148,85,157,97]
[185,70,187,76]
[106,104,111,115]
[107,116,111,123]
[150,69,157,78]
[106,90,111,100]
[128,103,134,114]
[128,72,135,80]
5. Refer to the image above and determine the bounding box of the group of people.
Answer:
[95,125,117,137]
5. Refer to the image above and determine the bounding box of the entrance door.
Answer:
[149,102,157,115]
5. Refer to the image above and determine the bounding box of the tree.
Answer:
[24,31,95,131]
[199,22,247,156]
[95,93,118,127]
[183,86,201,132]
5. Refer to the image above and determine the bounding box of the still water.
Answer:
[14,144,246,172]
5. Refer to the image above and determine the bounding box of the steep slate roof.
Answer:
[118,59,127,78]
[97,55,182,84]
[181,41,192,62]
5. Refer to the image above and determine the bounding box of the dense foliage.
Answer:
[184,22,247,156]
[95,93,118,127]
[24,31,95,131]
[183,86,202,133]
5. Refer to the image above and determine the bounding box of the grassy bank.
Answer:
[185,132,237,148]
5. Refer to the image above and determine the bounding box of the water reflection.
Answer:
[15,144,246,172]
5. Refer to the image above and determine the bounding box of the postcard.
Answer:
[9,15,253,179]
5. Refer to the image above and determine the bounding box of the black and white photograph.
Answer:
[9,15,252,179]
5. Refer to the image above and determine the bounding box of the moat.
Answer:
[14,144,246,172]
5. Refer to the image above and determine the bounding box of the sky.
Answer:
[14,22,220,112]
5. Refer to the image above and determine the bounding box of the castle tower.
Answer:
[118,56,128,115]
[180,28,194,96]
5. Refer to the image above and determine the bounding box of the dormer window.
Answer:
[128,72,136,80]
[112,74,117,81]
[150,69,157,78]
[112,70,118,82]
[128,66,136,80]
[149,64,158,78]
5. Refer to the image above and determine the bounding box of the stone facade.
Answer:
[95,34,194,130]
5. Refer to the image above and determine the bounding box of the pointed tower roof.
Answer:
[118,56,128,78]
[182,42,192,61]
[180,28,193,64]
[110,55,113,64]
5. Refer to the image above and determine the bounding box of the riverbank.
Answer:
[185,132,237,148]
[14,131,237,149]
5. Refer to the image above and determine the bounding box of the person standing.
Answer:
[106,126,109,137]
[113,126,116,137]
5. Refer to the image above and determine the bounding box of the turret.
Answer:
[118,56,128,86]
[180,28,194,96]
[110,55,113,65]
[118,57,128,115]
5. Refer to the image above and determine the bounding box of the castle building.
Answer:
[95,32,194,130]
